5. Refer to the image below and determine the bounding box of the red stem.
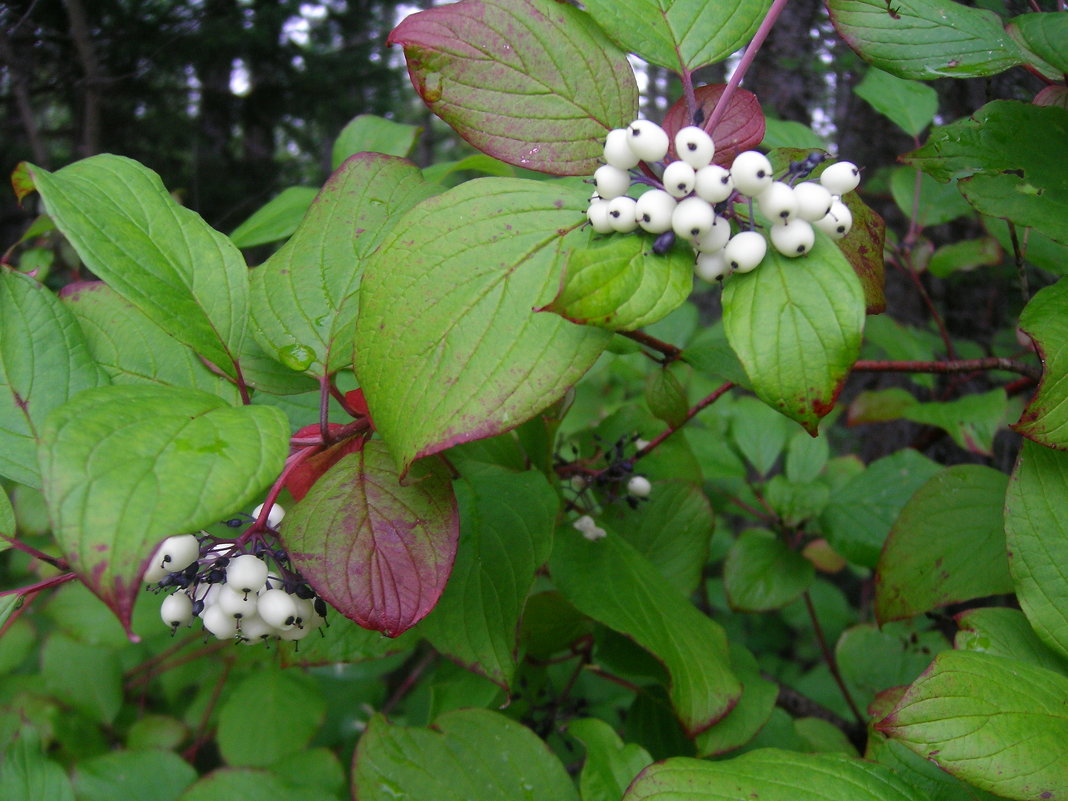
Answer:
[637,381,734,459]
[853,357,1040,381]
[0,533,68,570]
[804,590,864,726]
[621,329,682,363]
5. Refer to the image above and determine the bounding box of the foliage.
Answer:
[2,1,1068,800]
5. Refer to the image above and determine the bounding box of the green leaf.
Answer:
[794,718,858,756]
[216,669,326,768]
[42,632,123,724]
[332,113,421,169]
[878,651,1068,799]
[353,709,579,801]
[73,750,197,801]
[1007,12,1068,79]
[388,0,637,175]
[280,615,414,668]
[251,153,439,376]
[902,388,1008,456]
[785,428,829,484]
[21,155,249,378]
[694,643,777,757]
[229,187,318,249]
[282,441,458,636]
[179,768,339,801]
[927,236,1002,278]
[875,465,1012,623]
[62,282,240,403]
[903,102,1068,245]
[419,471,558,688]
[422,154,517,184]
[38,385,289,633]
[1005,440,1068,660]
[583,0,772,72]
[1015,279,1068,449]
[0,482,14,552]
[955,607,1068,676]
[683,322,750,388]
[645,368,690,429]
[550,526,740,736]
[889,168,974,228]
[827,0,1022,79]
[0,269,108,487]
[271,748,345,797]
[729,395,792,476]
[760,119,825,151]
[0,729,75,801]
[623,748,930,801]
[546,234,694,331]
[847,387,919,425]
[569,717,653,801]
[837,623,948,712]
[819,449,942,568]
[355,178,611,472]
[722,235,865,434]
[854,67,938,137]
[724,529,815,612]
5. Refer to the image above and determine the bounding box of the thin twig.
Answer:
[803,591,864,726]
[620,329,682,363]
[853,357,1041,381]
[636,381,735,458]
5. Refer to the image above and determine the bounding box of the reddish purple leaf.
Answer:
[388,0,638,175]
[662,84,765,168]
[282,441,458,637]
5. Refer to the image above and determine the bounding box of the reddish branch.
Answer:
[637,381,734,459]
[620,329,682,363]
[853,357,1041,382]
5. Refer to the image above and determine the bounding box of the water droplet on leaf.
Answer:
[278,343,315,372]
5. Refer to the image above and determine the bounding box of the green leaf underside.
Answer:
[1007,12,1068,78]
[694,643,777,757]
[546,234,694,331]
[583,0,772,72]
[1016,279,1068,449]
[827,0,1022,79]
[880,651,1068,798]
[388,0,638,175]
[1005,440,1068,660]
[820,449,942,568]
[229,186,318,249]
[0,269,109,487]
[38,385,289,632]
[419,471,558,688]
[550,527,740,736]
[332,113,421,169]
[904,102,1068,245]
[854,67,938,137]
[623,749,929,801]
[722,235,865,434]
[875,465,1012,623]
[22,155,249,378]
[353,709,580,801]
[251,153,440,377]
[569,717,653,801]
[955,607,1068,676]
[62,281,239,403]
[355,178,611,472]
[725,529,815,612]
[283,440,459,637]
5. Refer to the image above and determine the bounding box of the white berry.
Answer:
[820,161,860,195]
[814,200,853,239]
[662,160,697,198]
[693,215,730,253]
[757,181,799,224]
[694,165,734,203]
[236,615,276,645]
[607,196,639,233]
[252,502,285,528]
[594,164,631,200]
[793,181,834,222]
[160,592,193,630]
[731,151,774,197]
[145,534,200,582]
[724,231,768,273]
[770,219,815,258]
[627,475,652,498]
[257,589,300,631]
[217,583,259,620]
[695,250,731,283]
[587,199,615,234]
[635,189,677,234]
[626,119,670,163]
[225,554,268,597]
[671,196,716,241]
[674,126,715,169]
[202,604,239,639]
[603,128,640,170]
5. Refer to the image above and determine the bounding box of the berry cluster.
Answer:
[558,434,652,540]
[144,503,327,646]
[586,119,859,282]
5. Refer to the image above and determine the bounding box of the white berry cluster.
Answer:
[586,119,859,282]
[144,502,327,646]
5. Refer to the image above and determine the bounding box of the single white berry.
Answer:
[225,554,268,597]
[587,199,615,234]
[217,583,259,620]
[820,161,860,195]
[257,589,300,631]
[202,603,238,639]
[757,181,799,224]
[671,196,715,241]
[145,534,200,582]
[662,160,697,198]
[730,151,774,197]
[235,615,276,645]
[694,165,734,203]
[252,502,285,528]
[695,250,731,283]
[724,230,768,273]
[770,219,815,257]
[607,196,639,233]
[693,215,730,253]
[674,126,715,169]
[594,164,631,200]
[279,624,312,642]
[814,200,853,239]
[603,128,640,170]
[160,592,193,630]
[626,119,669,163]
[627,475,652,497]
[635,189,677,234]
[793,181,834,222]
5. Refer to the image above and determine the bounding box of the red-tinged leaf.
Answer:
[282,440,458,637]
[662,85,765,168]
[388,0,637,175]
[1014,279,1068,449]
[283,434,367,502]
[345,389,372,422]
[10,162,34,204]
